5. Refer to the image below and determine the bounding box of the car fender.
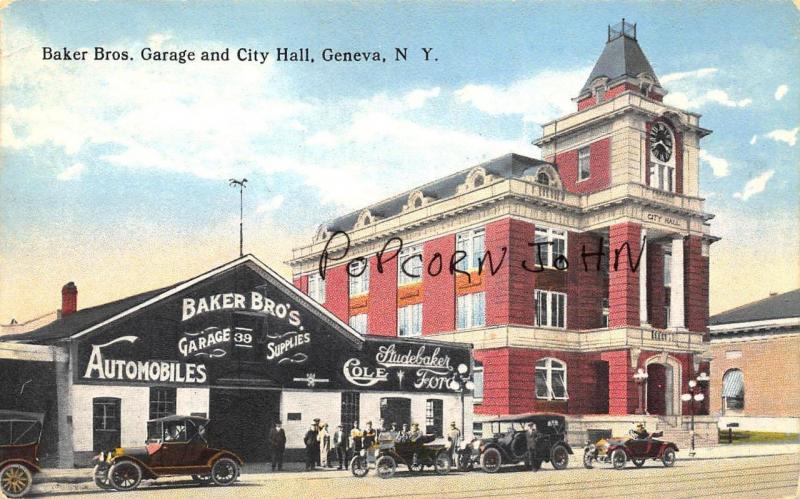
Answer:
[109,455,157,479]
[556,442,574,455]
[0,458,41,474]
[658,442,679,457]
[605,443,630,458]
[481,443,513,463]
[207,450,244,467]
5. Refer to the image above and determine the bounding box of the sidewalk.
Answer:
[37,443,800,485]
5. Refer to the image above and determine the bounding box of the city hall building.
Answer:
[4,255,472,465]
[290,21,715,420]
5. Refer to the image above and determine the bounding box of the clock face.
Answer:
[649,122,673,162]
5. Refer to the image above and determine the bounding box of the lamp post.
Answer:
[681,372,709,456]
[449,363,474,438]
[228,178,248,257]
[633,368,649,415]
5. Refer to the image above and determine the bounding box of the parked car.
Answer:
[93,415,243,491]
[351,434,451,478]
[465,413,573,473]
[583,429,678,470]
[0,411,44,498]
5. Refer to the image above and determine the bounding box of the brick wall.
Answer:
[324,264,350,322]
[368,255,398,336]
[474,349,510,415]
[684,236,709,335]
[603,350,636,415]
[548,137,611,194]
[567,231,606,330]
[485,219,537,326]
[608,222,641,327]
[422,234,455,334]
[293,274,308,293]
[647,244,666,329]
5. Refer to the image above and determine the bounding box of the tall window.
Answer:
[308,274,325,303]
[473,363,484,402]
[601,298,609,328]
[93,398,121,431]
[398,244,423,285]
[535,289,566,329]
[425,399,443,437]
[149,387,177,420]
[349,313,367,334]
[578,146,591,181]
[456,228,485,271]
[663,251,672,287]
[457,292,485,329]
[722,369,744,412]
[534,227,567,268]
[348,260,370,295]
[341,392,360,431]
[649,163,675,193]
[397,304,422,337]
[535,358,568,400]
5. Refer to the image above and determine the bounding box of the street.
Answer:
[30,453,800,498]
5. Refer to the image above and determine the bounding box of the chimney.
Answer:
[61,282,78,316]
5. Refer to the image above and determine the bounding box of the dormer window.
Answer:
[536,172,550,186]
[460,167,494,194]
[363,216,371,226]
[473,176,484,188]
[414,197,422,208]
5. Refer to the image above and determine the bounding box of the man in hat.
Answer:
[303,424,317,471]
[446,421,461,458]
[363,421,377,449]
[397,423,410,443]
[333,423,349,470]
[526,421,542,471]
[632,422,650,440]
[269,421,286,471]
[408,422,422,443]
[312,418,322,466]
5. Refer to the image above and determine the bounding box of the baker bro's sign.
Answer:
[78,282,470,393]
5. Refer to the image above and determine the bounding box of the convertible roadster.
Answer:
[0,411,44,498]
[93,415,243,491]
[350,434,451,478]
[583,430,678,470]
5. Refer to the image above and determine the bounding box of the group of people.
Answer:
[268,418,463,472]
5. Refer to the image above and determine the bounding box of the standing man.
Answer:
[304,424,317,471]
[269,421,286,471]
[363,421,377,449]
[318,423,331,468]
[333,424,349,470]
[312,418,322,467]
[350,421,363,455]
[526,422,541,471]
[447,421,461,460]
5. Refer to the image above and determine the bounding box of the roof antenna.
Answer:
[229,178,248,257]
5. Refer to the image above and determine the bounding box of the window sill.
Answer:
[535,397,569,402]
[577,176,591,183]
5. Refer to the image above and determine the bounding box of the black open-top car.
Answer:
[93,415,243,491]
[460,413,573,473]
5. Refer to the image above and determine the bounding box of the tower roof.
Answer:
[579,20,660,96]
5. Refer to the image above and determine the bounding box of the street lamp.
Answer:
[681,372,709,456]
[633,368,649,415]
[449,363,474,438]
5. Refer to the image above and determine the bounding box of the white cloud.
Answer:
[403,87,440,109]
[661,67,751,110]
[750,135,757,145]
[764,127,798,147]
[56,162,87,181]
[454,67,590,123]
[774,84,789,101]
[257,194,285,213]
[305,131,339,148]
[733,169,775,200]
[698,149,730,177]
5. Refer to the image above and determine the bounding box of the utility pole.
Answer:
[229,178,248,257]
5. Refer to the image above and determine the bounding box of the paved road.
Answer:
[31,453,800,498]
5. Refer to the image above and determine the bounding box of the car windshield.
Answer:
[0,420,41,446]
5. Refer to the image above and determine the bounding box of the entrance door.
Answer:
[591,361,609,414]
[646,364,668,415]
[209,389,279,462]
[380,397,411,428]
[93,397,121,452]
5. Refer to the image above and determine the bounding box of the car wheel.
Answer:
[582,450,595,469]
[662,448,676,467]
[375,456,396,479]
[192,474,212,486]
[480,448,502,473]
[1,464,33,498]
[350,455,369,477]
[211,457,240,486]
[458,452,474,472]
[434,452,451,475]
[92,464,113,490]
[550,445,569,470]
[611,449,627,470]
[109,461,142,491]
[632,459,645,468]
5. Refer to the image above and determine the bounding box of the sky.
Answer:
[1,1,798,322]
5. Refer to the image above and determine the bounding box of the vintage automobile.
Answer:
[463,413,573,473]
[582,429,678,470]
[350,434,451,478]
[0,411,44,498]
[93,415,243,491]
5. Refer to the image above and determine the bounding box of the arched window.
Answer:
[414,197,423,208]
[535,358,568,400]
[473,175,484,188]
[722,369,744,412]
[537,171,550,186]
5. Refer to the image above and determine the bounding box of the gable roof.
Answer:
[580,32,659,96]
[6,254,365,346]
[709,289,800,327]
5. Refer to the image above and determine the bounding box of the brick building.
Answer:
[290,21,715,420]
[709,289,800,433]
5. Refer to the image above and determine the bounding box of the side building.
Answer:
[290,21,716,429]
[3,255,472,465]
[709,289,800,434]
